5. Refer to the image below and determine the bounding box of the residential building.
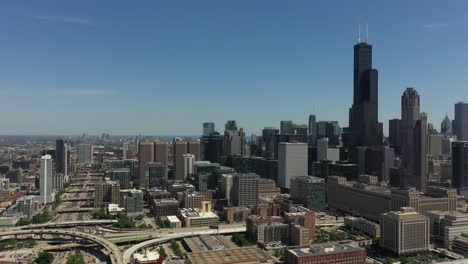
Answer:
[232,173,259,207]
[77,144,93,164]
[40,155,54,204]
[183,154,195,180]
[94,180,120,207]
[137,141,154,188]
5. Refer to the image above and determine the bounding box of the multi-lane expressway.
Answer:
[0,229,123,264]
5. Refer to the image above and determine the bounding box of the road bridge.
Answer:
[0,229,122,264]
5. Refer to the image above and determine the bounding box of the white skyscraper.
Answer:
[40,155,54,204]
[77,144,93,164]
[278,142,307,189]
[183,154,195,180]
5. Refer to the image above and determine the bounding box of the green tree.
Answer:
[66,250,85,264]
[257,242,266,250]
[92,208,112,219]
[114,214,135,228]
[31,211,54,224]
[15,218,31,226]
[231,233,252,247]
[156,217,168,228]
[171,240,182,256]
[158,246,167,259]
[35,252,54,264]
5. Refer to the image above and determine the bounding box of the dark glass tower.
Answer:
[348,39,383,162]
[55,139,67,174]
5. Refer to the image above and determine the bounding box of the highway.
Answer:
[0,229,123,264]
[122,225,246,264]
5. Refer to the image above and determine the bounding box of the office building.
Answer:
[203,122,215,136]
[55,139,67,176]
[316,138,328,161]
[327,176,457,222]
[137,141,154,188]
[454,102,468,141]
[389,119,401,154]
[77,144,93,164]
[380,207,429,255]
[262,127,279,159]
[278,142,307,189]
[173,140,188,181]
[427,211,468,249]
[285,243,366,264]
[225,120,237,131]
[429,134,443,157]
[246,215,289,244]
[16,195,38,218]
[452,141,468,196]
[258,178,280,196]
[111,168,131,189]
[40,155,54,204]
[308,114,317,146]
[0,178,9,190]
[188,141,201,160]
[224,129,245,156]
[316,121,340,146]
[183,154,195,180]
[178,207,220,227]
[441,114,452,135]
[123,189,144,217]
[94,180,120,207]
[154,141,168,182]
[347,36,383,163]
[182,191,203,209]
[280,121,294,135]
[344,216,380,238]
[221,173,234,205]
[232,173,259,207]
[151,198,179,217]
[201,132,224,163]
[145,162,166,189]
[290,176,326,211]
[393,88,428,192]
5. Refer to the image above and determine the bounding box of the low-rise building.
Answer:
[185,247,274,264]
[166,215,181,229]
[344,216,381,238]
[427,211,468,249]
[224,207,250,223]
[452,233,468,255]
[285,243,366,264]
[177,208,219,228]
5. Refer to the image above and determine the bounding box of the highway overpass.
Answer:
[0,229,122,264]
[122,225,245,264]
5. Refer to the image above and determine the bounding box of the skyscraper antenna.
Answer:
[358,23,361,43]
[366,19,369,43]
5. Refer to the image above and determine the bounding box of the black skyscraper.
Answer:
[348,34,383,162]
[55,139,67,174]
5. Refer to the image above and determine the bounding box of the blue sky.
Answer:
[1,0,467,135]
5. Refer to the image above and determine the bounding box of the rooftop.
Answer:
[186,247,273,264]
[288,243,365,257]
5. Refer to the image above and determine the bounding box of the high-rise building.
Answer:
[290,176,326,211]
[224,129,245,156]
[452,141,468,196]
[278,142,307,189]
[389,119,401,154]
[262,127,279,159]
[280,121,293,135]
[40,155,54,204]
[221,173,234,205]
[441,114,452,135]
[122,189,144,217]
[94,180,120,207]
[380,207,429,255]
[187,141,201,161]
[201,132,224,163]
[232,173,259,207]
[397,88,428,192]
[317,138,329,161]
[77,144,93,164]
[55,139,67,176]
[203,122,215,136]
[347,35,383,162]
[173,140,188,181]
[111,168,131,189]
[454,102,468,141]
[225,120,237,131]
[154,141,168,181]
[146,162,167,189]
[183,154,195,180]
[308,114,317,146]
[137,142,154,188]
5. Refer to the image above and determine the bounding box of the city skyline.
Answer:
[2,1,468,135]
